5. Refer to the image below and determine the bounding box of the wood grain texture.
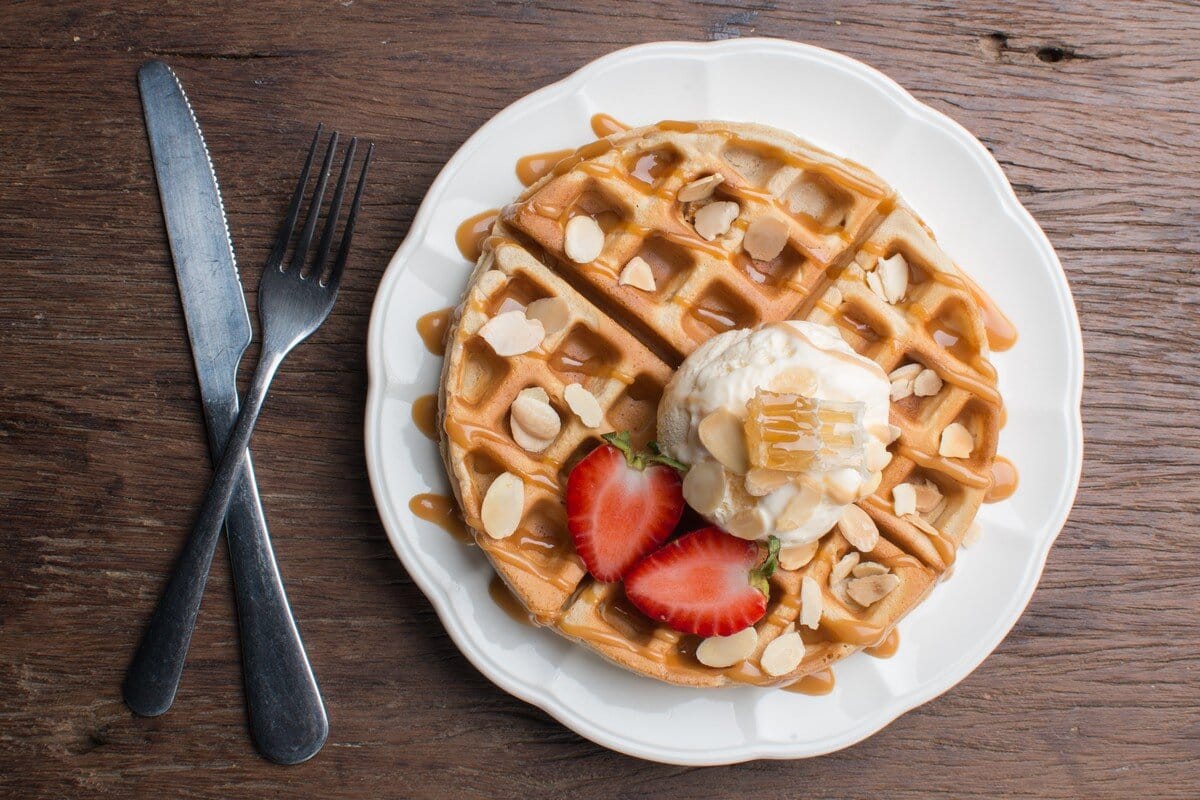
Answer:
[2,1,1198,797]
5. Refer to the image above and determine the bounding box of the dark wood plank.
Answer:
[2,1,1198,797]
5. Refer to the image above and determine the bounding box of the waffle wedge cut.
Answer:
[437,120,1003,688]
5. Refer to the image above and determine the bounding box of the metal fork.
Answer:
[124,128,372,750]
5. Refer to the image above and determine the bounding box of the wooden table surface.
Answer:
[3,1,1198,797]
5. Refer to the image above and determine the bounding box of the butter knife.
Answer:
[126,61,327,764]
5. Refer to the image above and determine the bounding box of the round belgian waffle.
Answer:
[437,120,1002,688]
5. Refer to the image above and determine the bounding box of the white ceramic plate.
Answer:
[365,39,1083,765]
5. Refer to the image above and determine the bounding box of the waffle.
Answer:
[437,121,1001,688]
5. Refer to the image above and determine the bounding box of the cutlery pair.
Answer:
[127,61,372,764]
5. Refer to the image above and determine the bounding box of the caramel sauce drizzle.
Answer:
[488,574,534,626]
[782,669,836,695]
[455,208,499,262]
[590,113,629,138]
[409,493,472,544]
[984,455,1018,503]
[412,394,439,440]
[416,307,452,356]
[865,628,900,659]
[516,149,575,188]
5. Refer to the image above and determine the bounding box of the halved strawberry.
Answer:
[566,432,686,582]
[624,527,780,636]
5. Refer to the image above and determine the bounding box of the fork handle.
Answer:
[125,351,283,716]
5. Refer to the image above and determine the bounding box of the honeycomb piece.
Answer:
[744,389,866,472]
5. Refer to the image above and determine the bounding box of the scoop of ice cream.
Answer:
[657,321,892,546]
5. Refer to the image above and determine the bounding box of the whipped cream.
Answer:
[657,321,891,546]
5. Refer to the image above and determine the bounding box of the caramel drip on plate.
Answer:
[455,208,500,262]
[819,616,887,647]
[409,493,471,544]
[416,307,452,356]
[984,455,1019,503]
[516,148,575,187]
[782,669,836,695]
[590,112,629,138]
[865,628,900,659]
[488,574,534,626]
[412,394,439,440]
[961,271,1017,352]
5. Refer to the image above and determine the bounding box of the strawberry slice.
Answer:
[566,432,686,582]
[624,527,780,636]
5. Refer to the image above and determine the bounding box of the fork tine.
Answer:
[325,142,373,291]
[287,131,339,273]
[309,137,357,285]
[266,124,322,272]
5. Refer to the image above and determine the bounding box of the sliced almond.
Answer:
[508,393,559,443]
[728,508,769,540]
[479,310,545,356]
[846,573,901,606]
[857,470,883,500]
[698,409,749,474]
[563,383,603,428]
[888,424,903,443]
[517,386,549,405]
[677,173,724,202]
[865,269,886,301]
[892,482,917,517]
[905,513,940,538]
[563,215,605,263]
[963,521,984,548]
[681,459,726,515]
[913,368,943,397]
[799,575,822,629]
[837,504,879,553]
[777,480,820,529]
[851,561,889,578]
[693,200,740,240]
[825,469,860,506]
[889,378,915,402]
[618,256,656,292]
[524,297,569,336]
[913,480,943,513]
[742,217,789,261]
[480,472,523,539]
[825,285,843,308]
[695,626,758,668]
[760,631,805,677]
[511,420,552,453]
[830,551,860,585]
[888,363,922,383]
[876,253,909,303]
[865,439,892,472]
[745,467,790,497]
[780,540,819,571]
[939,422,975,459]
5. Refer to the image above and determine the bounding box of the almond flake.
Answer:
[510,392,560,449]
[846,573,900,606]
[696,627,758,668]
[742,217,789,261]
[888,424,903,443]
[677,173,724,202]
[780,539,819,571]
[760,631,805,677]
[524,297,569,336]
[830,551,860,585]
[728,508,769,540]
[913,368,943,397]
[563,383,603,428]
[892,482,917,516]
[889,378,915,402]
[963,521,984,548]
[905,513,940,538]
[825,469,860,505]
[693,200,740,240]
[698,408,749,474]
[777,480,820,529]
[837,504,879,553]
[857,470,883,500]
[682,459,726,515]
[826,285,843,308]
[517,386,549,405]
[745,467,790,497]
[563,215,605,263]
[865,439,892,472]
[479,310,545,356]
[480,472,523,539]
[876,253,909,303]
[913,480,943,513]
[888,364,922,383]
[799,575,822,629]
[851,561,889,578]
[939,422,975,459]
[618,256,656,292]
[865,270,886,301]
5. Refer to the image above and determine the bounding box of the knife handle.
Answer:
[224,456,329,765]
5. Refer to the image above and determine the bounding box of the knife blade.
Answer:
[128,61,327,764]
